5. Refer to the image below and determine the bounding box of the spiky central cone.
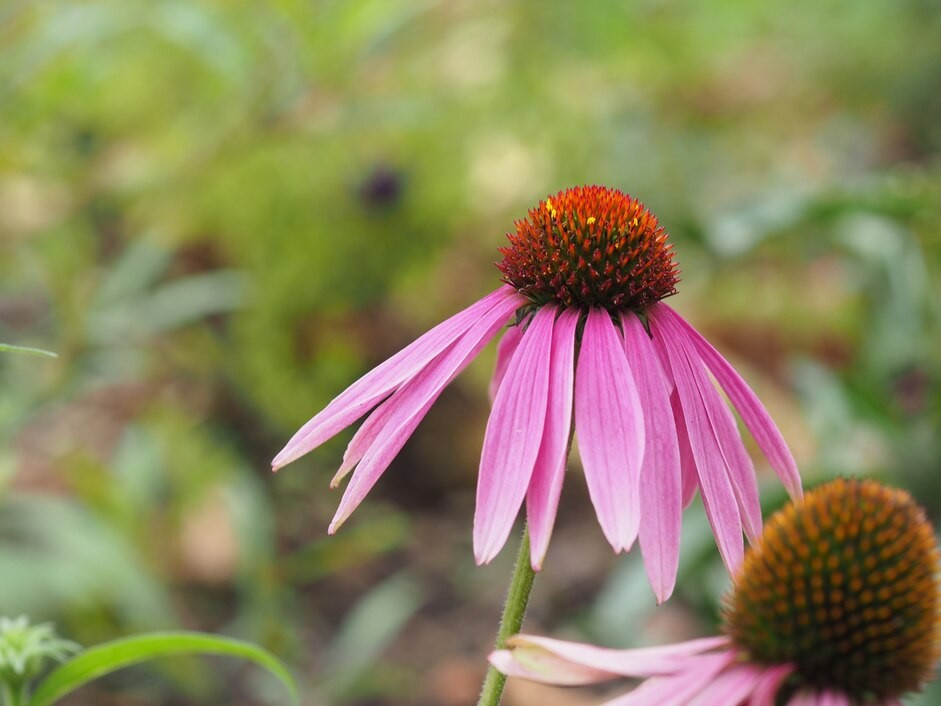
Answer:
[725,479,941,702]
[497,186,679,311]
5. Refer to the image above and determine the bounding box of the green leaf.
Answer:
[29,632,298,706]
[0,344,57,359]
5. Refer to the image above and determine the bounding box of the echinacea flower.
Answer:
[272,185,801,598]
[492,478,941,706]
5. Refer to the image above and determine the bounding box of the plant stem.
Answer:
[476,524,536,706]
[2,682,26,706]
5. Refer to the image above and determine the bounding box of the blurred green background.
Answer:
[2,0,940,704]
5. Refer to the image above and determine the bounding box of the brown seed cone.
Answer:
[725,478,941,701]
[497,186,679,311]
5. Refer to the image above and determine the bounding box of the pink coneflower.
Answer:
[492,479,941,706]
[272,186,801,598]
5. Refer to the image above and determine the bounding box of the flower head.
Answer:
[491,479,941,705]
[498,186,679,310]
[272,186,801,600]
[726,478,941,702]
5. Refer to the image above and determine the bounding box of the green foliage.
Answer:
[29,631,297,706]
[0,618,78,697]
[2,0,940,702]
[0,345,56,359]
[0,618,296,706]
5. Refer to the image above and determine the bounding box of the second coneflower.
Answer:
[492,479,941,706]
[272,185,801,600]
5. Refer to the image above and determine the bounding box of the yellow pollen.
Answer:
[586,216,596,225]
[545,198,556,217]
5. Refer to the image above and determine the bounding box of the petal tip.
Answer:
[476,545,499,566]
[271,446,298,471]
[328,508,350,535]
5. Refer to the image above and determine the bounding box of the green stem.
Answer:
[477,524,536,706]
[2,681,27,706]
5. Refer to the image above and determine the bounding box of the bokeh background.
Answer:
[2,0,941,704]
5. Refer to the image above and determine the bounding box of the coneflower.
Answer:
[273,185,801,600]
[491,478,941,705]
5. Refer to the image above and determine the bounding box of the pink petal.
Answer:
[330,392,398,487]
[575,308,645,552]
[710,397,763,543]
[813,692,849,706]
[669,326,763,543]
[474,306,556,564]
[503,634,729,679]
[489,322,523,401]
[658,312,762,543]
[649,313,744,572]
[602,678,680,706]
[272,286,521,470]
[658,304,802,499]
[329,293,521,532]
[670,390,700,509]
[526,307,579,571]
[748,664,794,706]
[488,648,613,686]
[602,652,737,706]
[687,664,763,706]
[622,313,682,604]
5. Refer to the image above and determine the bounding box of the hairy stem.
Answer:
[477,525,536,706]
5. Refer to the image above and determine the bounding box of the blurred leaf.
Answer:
[88,270,248,343]
[0,495,175,630]
[0,344,57,358]
[321,572,424,699]
[92,239,172,307]
[29,632,298,706]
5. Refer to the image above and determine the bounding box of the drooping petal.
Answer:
[601,652,736,706]
[709,397,763,543]
[330,392,398,487]
[501,634,729,679]
[670,390,700,508]
[273,286,521,470]
[474,306,556,564]
[526,307,579,571]
[489,322,523,401]
[747,664,793,706]
[687,664,763,706]
[657,304,801,499]
[575,307,645,552]
[329,293,521,532]
[650,313,744,572]
[601,678,679,706]
[488,647,613,686]
[667,321,763,543]
[623,313,682,603]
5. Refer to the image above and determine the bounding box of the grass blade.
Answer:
[0,344,57,358]
[29,632,297,706]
